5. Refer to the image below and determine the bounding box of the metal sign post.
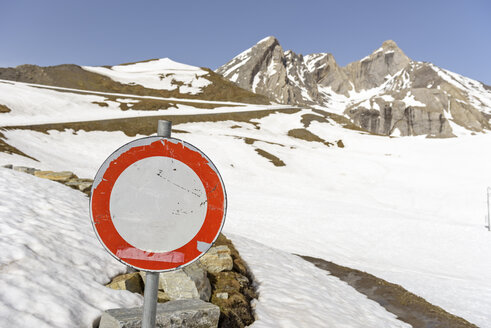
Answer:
[90,120,227,328]
[142,120,172,328]
[486,187,491,232]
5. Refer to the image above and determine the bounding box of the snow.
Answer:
[432,64,491,113]
[0,163,409,327]
[82,58,211,94]
[0,79,290,127]
[230,73,239,82]
[304,53,328,72]
[379,94,395,102]
[0,168,142,328]
[401,93,426,107]
[2,58,491,327]
[230,234,410,328]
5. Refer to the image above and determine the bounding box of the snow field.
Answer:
[1,107,490,326]
[0,168,142,328]
[0,80,290,127]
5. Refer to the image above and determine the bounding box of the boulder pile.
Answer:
[107,233,257,328]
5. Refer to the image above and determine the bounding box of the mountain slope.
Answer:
[0,58,271,104]
[217,37,491,137]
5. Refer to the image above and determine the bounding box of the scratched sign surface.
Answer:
[90,136,226,272]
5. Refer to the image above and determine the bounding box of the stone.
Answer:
[182,261,212,301]
[99,299,220,328]
[13,166,37,175]
[106,273,143,294]
[140,262,211,302]
[215,292,228,300]
[157,291,171,303]
[65,178,93,193]
[34,170,77,182]
[199,245,233,274]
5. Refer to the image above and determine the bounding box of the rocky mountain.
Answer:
[217,37,491,137]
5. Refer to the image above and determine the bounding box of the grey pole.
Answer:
[487,187,490,232]
[141,120,172,328]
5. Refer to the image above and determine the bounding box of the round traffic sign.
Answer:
[90,136,226,272]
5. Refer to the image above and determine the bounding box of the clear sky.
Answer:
[1,0,489,84]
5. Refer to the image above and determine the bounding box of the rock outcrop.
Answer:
[217,37,491,137]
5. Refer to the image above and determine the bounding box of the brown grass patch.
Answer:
[288,128,333,146]
[0,131,38,161]
[92,101,108,107]
[301,113,329,127]
[254,148,285,167]
[300,255,477,328]
[3,108,300,137]
[0,104,11,113]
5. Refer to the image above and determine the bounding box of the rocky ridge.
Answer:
[217,37,491,137]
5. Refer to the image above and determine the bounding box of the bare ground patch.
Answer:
[300,255,477,328]
[288,128,334,147]
[3,108,300,137]
[301,113,330,128]
[0,131,38,161]
[254,148,285,167]
[0,104,11,113]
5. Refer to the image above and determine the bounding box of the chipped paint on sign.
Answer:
[197,241,212,252]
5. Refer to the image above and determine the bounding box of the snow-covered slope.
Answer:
[0,168,141,327]
[217,37,491,137]
[1,108,490,327]
[82,58,211,94]
[0,168,410,327]
[0,79,287,127]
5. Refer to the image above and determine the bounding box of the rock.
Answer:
[13,166,37,175]
[159,270,200,300]
[215,292,228,300]
[183,261,212,301]
[157,291,171,303]
[140,262,211,302]
[199,246,233,274]
[65,178,93,193]
[2,164,13,169]
[106,273,143,294]
[34,170,77,182]
[99,299,220,328]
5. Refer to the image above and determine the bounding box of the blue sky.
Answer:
[1,0,489,84]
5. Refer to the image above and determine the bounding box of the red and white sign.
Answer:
[90,136,226,272]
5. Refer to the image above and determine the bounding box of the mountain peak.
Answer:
[381,40,399,49]
[256,36,279,47]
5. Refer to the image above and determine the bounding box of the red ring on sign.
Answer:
[90,137,225,271]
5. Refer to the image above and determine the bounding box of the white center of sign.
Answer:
[109,156,207,253]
